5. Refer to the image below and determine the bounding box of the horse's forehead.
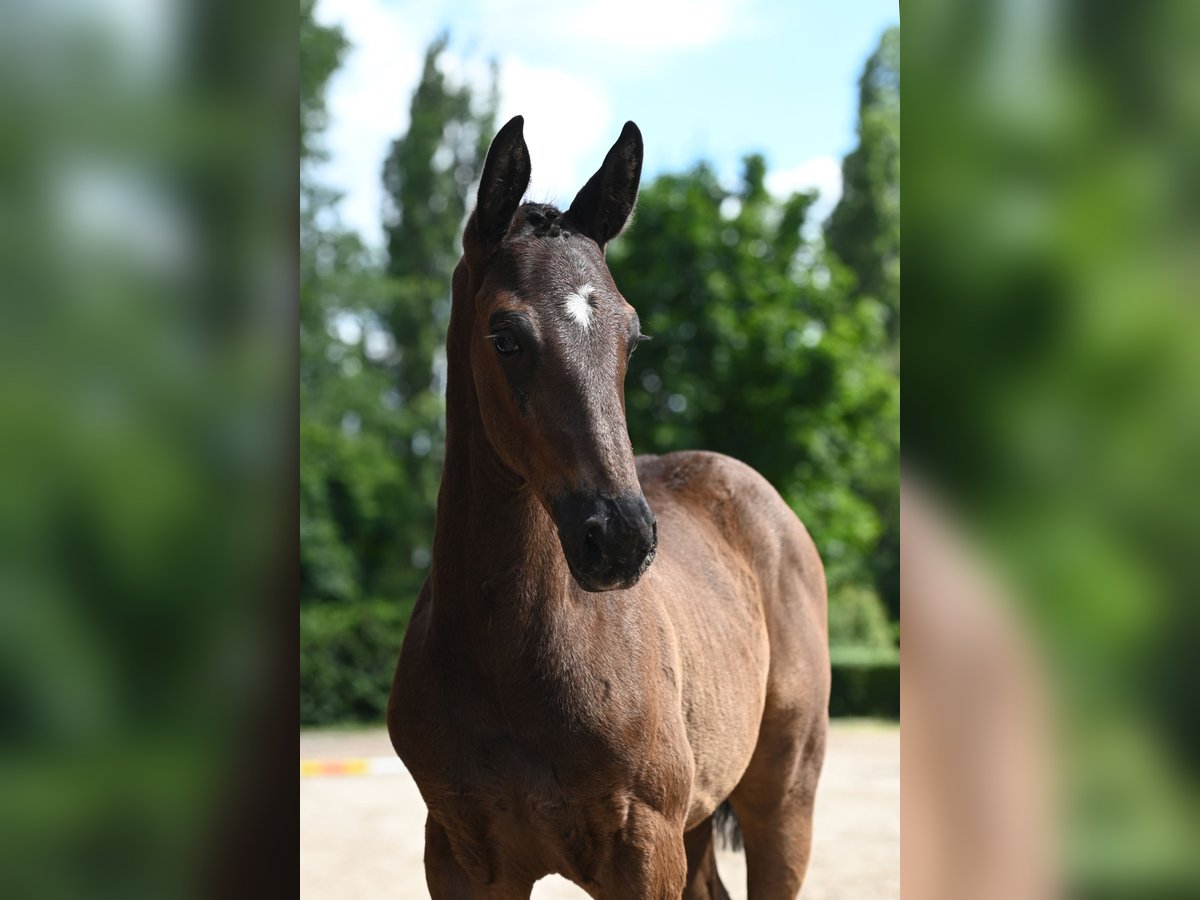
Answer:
[514,239,609,303]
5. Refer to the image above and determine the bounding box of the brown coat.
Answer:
[389,117,829,900]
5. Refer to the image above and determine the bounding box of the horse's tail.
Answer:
[713,800,743,851]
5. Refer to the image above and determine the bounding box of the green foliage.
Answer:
[905,2,1200,886]
[300,598,416,725]
[828,584,895,650]
[827,25,899,337]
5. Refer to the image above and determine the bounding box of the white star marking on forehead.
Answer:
[562,283,595,331]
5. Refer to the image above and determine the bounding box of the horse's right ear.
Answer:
[474,115,531,247]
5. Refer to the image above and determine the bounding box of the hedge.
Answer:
[300,598,414,726]
[828,646,900,719]
[301,601,899,725]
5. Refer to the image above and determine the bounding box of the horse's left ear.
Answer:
[566,121,643,249]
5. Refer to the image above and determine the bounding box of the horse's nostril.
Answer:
[584,519,604,552]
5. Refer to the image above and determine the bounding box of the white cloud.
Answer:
[313,0,426,245]
[435,51,617,204]
[765,156,844,233]
[480,0,749,51]
[496,59,614,207]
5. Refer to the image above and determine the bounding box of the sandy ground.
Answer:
[300,721,897,899]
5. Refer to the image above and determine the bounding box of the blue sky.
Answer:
[315,0,899,246]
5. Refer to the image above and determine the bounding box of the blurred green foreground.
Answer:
[904,0,1200,896]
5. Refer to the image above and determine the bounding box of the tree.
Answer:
[300,0,347,166]
[300,29,496,608]
[383,35,496,286]
[826,25,900,338]
[300,0,363,604]
[825,26,901,619]
[374,37,497,568]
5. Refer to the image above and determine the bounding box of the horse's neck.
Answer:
[430,432,561,592]
[427,323,569,631]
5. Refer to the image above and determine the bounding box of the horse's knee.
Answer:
[424,817,473,899]
[424,816,533,900]
[607,806,688,899]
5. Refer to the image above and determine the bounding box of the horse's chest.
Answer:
[392,607,690,880]
[422,748,634,886]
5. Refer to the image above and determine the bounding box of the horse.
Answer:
[388,116,829,899]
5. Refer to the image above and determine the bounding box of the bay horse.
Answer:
[388,116,829,899]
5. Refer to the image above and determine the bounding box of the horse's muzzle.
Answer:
[552,492,657,592]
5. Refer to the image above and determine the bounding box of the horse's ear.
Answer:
[566,121,643,249]
[475,115,532,246]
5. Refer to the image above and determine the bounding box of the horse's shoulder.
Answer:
[637,450,822,583]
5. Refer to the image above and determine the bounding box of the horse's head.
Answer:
[460,116,655,592]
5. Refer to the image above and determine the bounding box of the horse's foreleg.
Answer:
[683,815,732,900]
[731,716,827,899]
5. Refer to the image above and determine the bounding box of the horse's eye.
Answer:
[628,333,651,361]
[490,329,520,355]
